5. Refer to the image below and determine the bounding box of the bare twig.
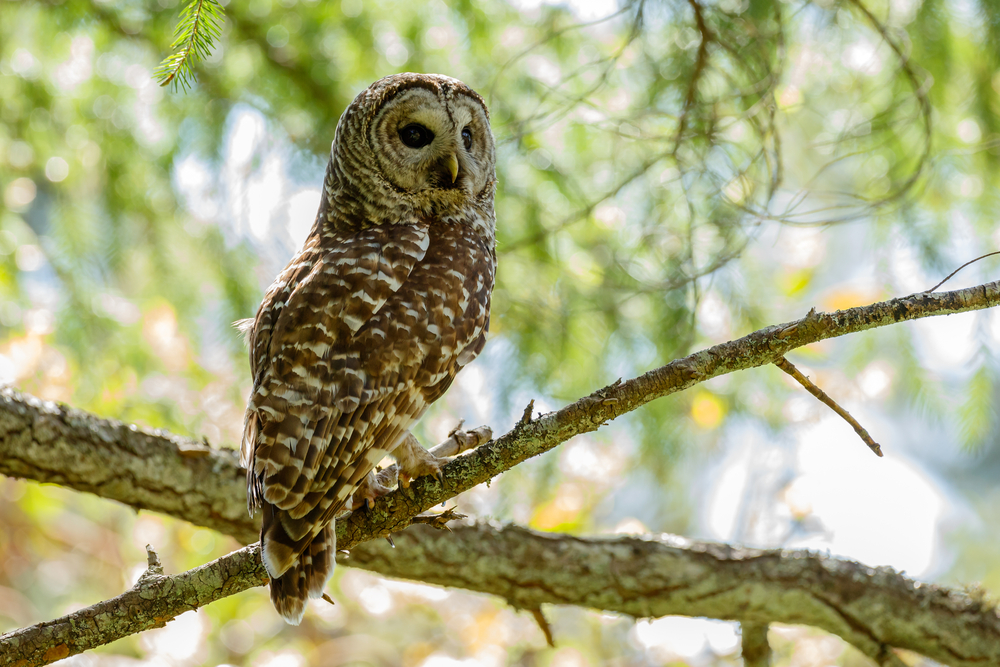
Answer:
[144,544,163,574]
[845,0,933,209]
[409,508,467,530]
[530,607,556,647]
[740,622,771,667]
[775,356,883,457]
[5,280,1000,663]
[925,250,1000,293]
[675,0,712,151]
[519,399,535,425]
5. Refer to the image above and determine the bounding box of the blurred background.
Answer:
[1,0,1000,663]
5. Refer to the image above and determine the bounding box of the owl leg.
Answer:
[350,465,399,510]
[350,425,493,509]
[394,425,492,488]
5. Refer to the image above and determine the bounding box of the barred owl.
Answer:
[239,73,496,624]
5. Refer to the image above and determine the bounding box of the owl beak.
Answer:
[445,153,460,183]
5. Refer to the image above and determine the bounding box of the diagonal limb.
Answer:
[775,356,883,457]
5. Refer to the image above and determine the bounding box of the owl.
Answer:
[239,73,497,624]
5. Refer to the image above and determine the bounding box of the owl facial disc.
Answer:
[365,77,495,201]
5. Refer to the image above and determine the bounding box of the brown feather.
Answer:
[240,73,496,624]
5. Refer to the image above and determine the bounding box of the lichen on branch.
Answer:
[3,280,1000,665]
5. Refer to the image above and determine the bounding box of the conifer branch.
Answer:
[153,0,225,91]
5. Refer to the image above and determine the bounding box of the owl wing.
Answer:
[245,220,493,623]
[242,224,431,523]
[296,221,496,522]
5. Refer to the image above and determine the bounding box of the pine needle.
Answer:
[154,0,225,91]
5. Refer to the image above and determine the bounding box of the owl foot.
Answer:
[429,422,493,458]
[350,465,399,510]
[351,425,494,510]
[395,425,492,488]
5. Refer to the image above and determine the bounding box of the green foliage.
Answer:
[959,350,997,451]
[3,0,1000,662]
[154,0,226,91]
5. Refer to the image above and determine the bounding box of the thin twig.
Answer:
[143,545,163,576]
[775,356,883,457]
[519,399,535,425]
[675,0,712,151]
[409,508,467,530]
[529,607,556,647]
[740,622,771,667]
[845,0,933,209]
[8,280,1000,663]
[925,250,1000,293]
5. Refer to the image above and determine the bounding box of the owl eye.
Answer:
[399,124,434,148]
[461,127,473,150]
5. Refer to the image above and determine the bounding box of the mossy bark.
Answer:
[3,281,1000,665]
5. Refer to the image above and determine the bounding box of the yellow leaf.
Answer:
[691,392,724,429]
[823,289,877,312]
[779,269,813,296]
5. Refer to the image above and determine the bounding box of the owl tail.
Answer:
[260,504,336,625]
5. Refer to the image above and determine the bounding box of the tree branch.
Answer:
[776,355,883,457]
[0,389,256,543]
[348,524,1000,666]
[0,544,267,667]
[5,524,999,666]
[6,282,999,545]
[3,280,1000,664]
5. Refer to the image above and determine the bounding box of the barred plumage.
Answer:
[239,73,497,624]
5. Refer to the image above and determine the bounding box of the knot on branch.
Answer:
[141,544,164,579]
[578,381,623,426]
[518,400,535,426]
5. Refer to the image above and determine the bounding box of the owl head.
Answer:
[320,73,497,232]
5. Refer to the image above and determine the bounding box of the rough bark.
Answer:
[350,525,999,666]
[0,545,267,667]
[5,525,1000,667]
[3,281,1000,665]
[5,282,999,548]
[0,389,252,541]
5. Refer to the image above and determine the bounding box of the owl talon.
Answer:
[393,432,446,481]
[352,469,394,511]
[390,425,493,490]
